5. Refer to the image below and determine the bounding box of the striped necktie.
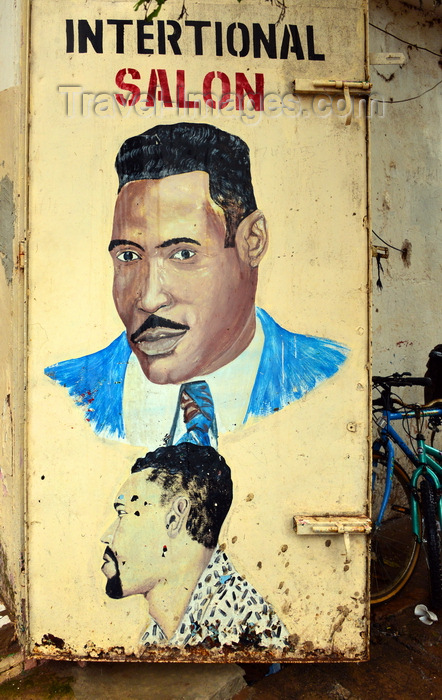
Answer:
[175,381,217,447]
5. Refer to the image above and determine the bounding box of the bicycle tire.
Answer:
[420,479,442,609]
[371,453,421,604]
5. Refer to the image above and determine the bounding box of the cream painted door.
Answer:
[27,0,370,661]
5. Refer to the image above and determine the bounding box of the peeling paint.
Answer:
[30,633,368,663]
[41,633,65,649]
[33,637,299,663]
[0,541,15,622]
[0,176,15,285]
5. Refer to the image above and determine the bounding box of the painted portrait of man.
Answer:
[100,443,289,648]
[45,123,348,444]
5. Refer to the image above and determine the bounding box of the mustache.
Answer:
[130,314,190,343]
[104,546,119,568]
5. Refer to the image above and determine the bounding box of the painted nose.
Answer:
[100,520,117,546]
[137,261,171,314]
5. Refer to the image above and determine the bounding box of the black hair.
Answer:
[131,443,233,549]
[115,123,257,247]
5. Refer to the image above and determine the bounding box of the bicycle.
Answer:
[371,373,442,608]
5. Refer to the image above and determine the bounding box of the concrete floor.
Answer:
[0,551,441,699]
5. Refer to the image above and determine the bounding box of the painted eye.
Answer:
[116,250,141,262]
[116,509,127,518]
[170,249,196,261]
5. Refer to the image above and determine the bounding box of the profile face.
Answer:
[100,473,168,599]
[109,171,257,385]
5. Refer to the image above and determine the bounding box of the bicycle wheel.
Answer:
[420,479,442,609]
[371,453,421,604]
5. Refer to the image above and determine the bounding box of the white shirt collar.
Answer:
[122,316,264,447]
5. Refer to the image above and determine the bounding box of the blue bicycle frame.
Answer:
[373,407,442,542]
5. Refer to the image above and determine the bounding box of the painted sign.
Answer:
[27,0,370,661]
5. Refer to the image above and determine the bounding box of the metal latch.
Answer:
[292,79,372,125]
[293,79,372,94]
[293,515,371,564]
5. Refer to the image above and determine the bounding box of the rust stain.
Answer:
[32,621,340,663]
[288,633,299,648]
[282,601,291,615]
[0,540,16,621]
[374,67,396,82]
[329,605,351,645]
[401,239,412,267]
[31,638,368,663]
[40,633,65,650]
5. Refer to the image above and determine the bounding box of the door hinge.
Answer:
[18,241,26,270]
[371,245,389,259]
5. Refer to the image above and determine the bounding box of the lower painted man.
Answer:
[101,443,289,649]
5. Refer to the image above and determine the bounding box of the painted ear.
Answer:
[166,496,190,539]
[236,211,268,268]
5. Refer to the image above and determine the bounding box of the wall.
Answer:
[370,0,442,400]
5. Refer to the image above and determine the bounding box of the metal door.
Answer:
[24,0,370,662]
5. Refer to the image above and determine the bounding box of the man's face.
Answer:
[101,473,168,599]
[109,171,257,385]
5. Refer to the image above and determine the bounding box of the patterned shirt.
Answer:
[141,548,289,649]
